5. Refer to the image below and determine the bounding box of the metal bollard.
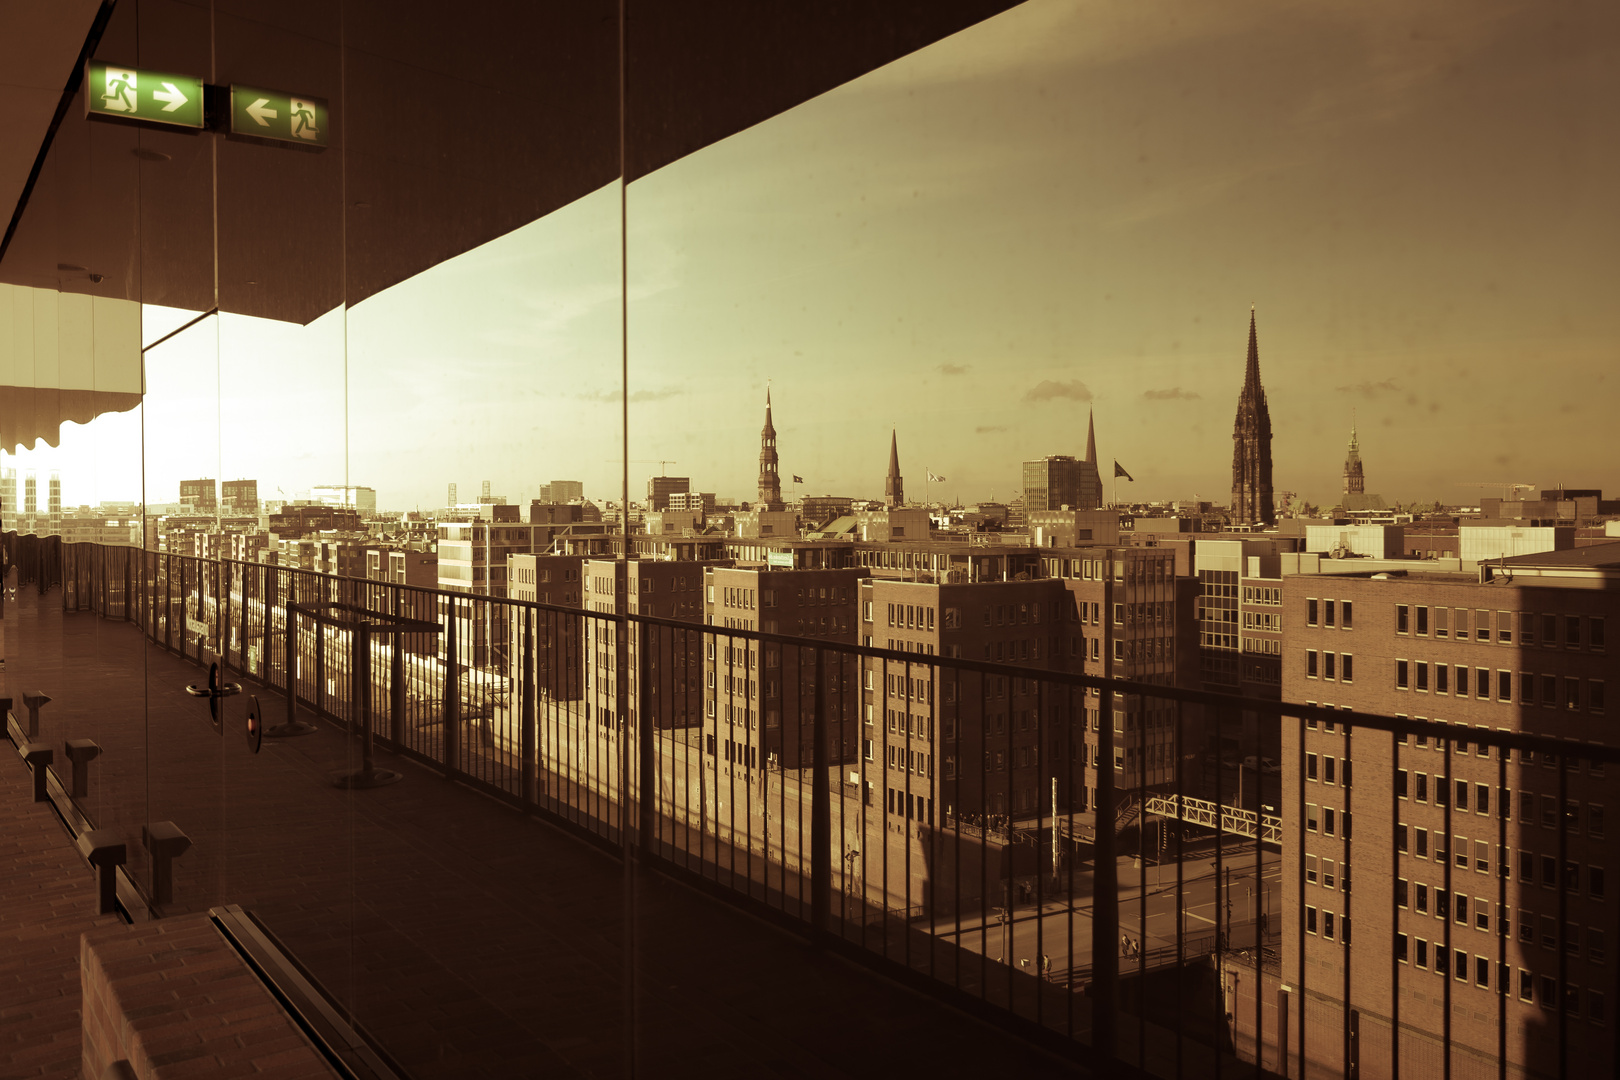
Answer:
[22,742,53,802]
[141,821,191,906]
[76,829,126,916]
[21,690,50,737]
[63,739,101,799]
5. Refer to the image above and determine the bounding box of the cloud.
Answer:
[577,387,684,404]
[939,363,970,376]
[1023,379,1092,403]
[1336,379,1400,399]
[975,425,1007,434]
[1143,387,1200,401]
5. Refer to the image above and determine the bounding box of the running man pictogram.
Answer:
[103,68,137,113]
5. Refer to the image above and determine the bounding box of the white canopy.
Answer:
[0,282,142,451]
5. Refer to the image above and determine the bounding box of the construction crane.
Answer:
[1460,482,1536,501]
[605,459,679,476]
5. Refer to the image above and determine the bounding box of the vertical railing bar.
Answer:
[1174,700,1187,1080]
[1213,702,1225,1080]
[1342,717,1353,1080]
[1495,735,1507,1080]
[1442,729,1453,1080]
[811,644,830,941]
[1093,681,1117,1065]
[1392,727,1403,1080]
[1556,746,1568,1080]
[1136,690,1147,1070]
[1295,710,1308,1080]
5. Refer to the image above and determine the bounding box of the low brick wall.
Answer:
[81,914,337,1080]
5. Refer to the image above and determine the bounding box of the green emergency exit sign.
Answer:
[84,61,204,129]
[229,85,329,147]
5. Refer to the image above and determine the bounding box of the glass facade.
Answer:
[2,3,1617,1078]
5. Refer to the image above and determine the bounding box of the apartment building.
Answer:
[582,557,714,730]
[1281,543,1619,1078]
[701,565,862,773]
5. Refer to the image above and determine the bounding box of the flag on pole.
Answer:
[1113,460,1134,481]
[792,474,805,484]
[927,471,946,482]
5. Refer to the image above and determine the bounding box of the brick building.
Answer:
[1280,543,1618,1078]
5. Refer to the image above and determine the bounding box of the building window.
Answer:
[1416,606,1428,635]
[1397,604,1409,633]
[1324,652,1336,680]
[1568,616,1583,647]
[1307,650,1319,678]
[1397,660,1409,690]
[1415,662,1428,692]
[1342,654,1354,683]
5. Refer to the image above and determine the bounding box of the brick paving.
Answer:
[0,731,123,1080]
[3,588,1084,1079]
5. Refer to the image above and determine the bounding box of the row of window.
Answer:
[1305,753,1351,785]
[1304,854,1349,890]
[1396,605,1606,650]
[1242,610,1282,631]
[1304,803,1349,837]
[1391,716,1608,774]
[1397,775,1606,837]
[1394,937,1608,1022]
[1304,650,1354,682]
[1396,661,1606,711]
[888,787,935,823]
[1305,598,1353,629]
[886,744,933,777]
[1304,906,1350,943]
[1396,830,1608,898]
[1243,585,1282,606]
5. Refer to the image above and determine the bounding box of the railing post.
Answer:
[283,578,297,724]
[636,620,654,851]
[314,605,326,718]
[1091,685,1118,1063]
[521,608,536,806]
[391,620,407,748]
[443,602,459,774]
[811,646,831,941]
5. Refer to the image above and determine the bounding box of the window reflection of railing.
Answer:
[41,534,1620,1080]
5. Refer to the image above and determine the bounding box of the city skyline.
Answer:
[3,0,1616,514]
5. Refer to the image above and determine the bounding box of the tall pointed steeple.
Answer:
[1342,414,1365,497]
[1084,408,1097,464]
[1230,306,1276,526]
[884,429,904,507]
[757,387,783,510]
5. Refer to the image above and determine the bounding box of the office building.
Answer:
[221,478,259,512]
[309,485,377,512]
[179,478,217,511]
[647,475,691,511]
[1280,543,1619,1078]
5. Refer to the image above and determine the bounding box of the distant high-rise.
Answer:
[449,482,457,506]
[542,480,583,503]
[757,388,784,511]
[647,475,691,511]
[1022,457,1081,512]
[180,478,218,511]
[222,479,259,512]
[1230,309,1275,527]
[884,430,904,507]
[48,472,61,521]
[1,468,15,519]
[24,471,37,518]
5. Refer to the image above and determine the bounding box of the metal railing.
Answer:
[37,536,1620,1080]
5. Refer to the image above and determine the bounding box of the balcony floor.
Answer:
[2,584,1082,1079]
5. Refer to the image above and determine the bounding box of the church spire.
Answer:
[1230,306,1276,526]
[1084,408,1097,464]
[1243,305,1263,394]
[757,387,783,510]
[884,429,904,507]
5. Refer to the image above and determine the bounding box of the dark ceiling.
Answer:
[1,0,1022,325]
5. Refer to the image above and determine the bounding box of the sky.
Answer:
[8,0,1618,512]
